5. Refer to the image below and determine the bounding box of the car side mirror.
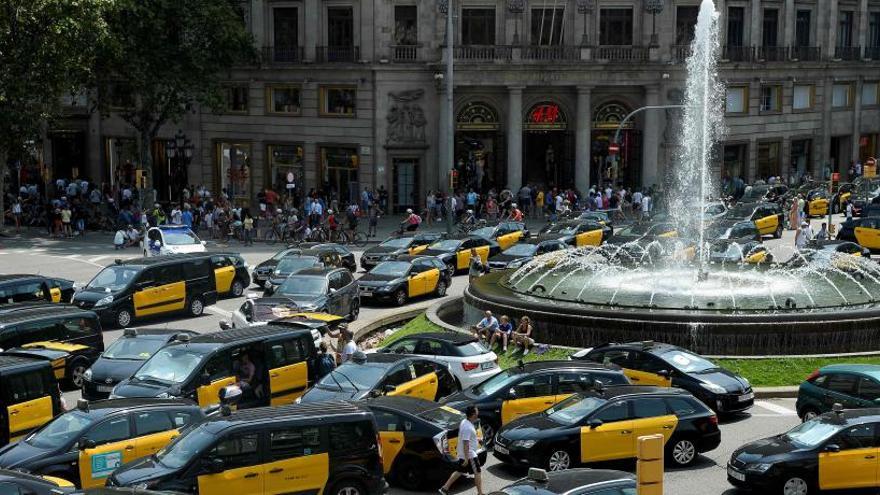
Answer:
[79,438,97,450]
[207,457,225,473]
[383,384,396,395]
[218,320,231,330]
[824,444,840,453]
[201,241,207,246]
[329,288,337,294]
[507,387,518,400]
[200,373,212,387]
[658,370,671,378]
[588,419,603,429]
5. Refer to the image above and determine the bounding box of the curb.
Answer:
[754,386,799,399]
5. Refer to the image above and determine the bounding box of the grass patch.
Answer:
[378,314,574,368]
[716,356,880,387]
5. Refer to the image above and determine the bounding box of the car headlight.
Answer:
[83,368,92,381]
[95,295,114,307]
[507,260,524,269]
[700,382,727,394]
[380,255,394,261]
[108,394,121,399]
[746,462,773,473]
[512,439,536,449]
[378,285,394,292]
[741,377,750,388]
[155,392,172,399]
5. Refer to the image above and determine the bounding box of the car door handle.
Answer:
[543,401,554,405]
[866,455,876,460]
[244,473,259,478]
[429,379,437,384]
[621,430,632,434]
[271,373,279,378]
[269,468,284,474]
[662,425,674,429]
[9,411,17,415]
[125,445,135,450]
[388,439,402,444]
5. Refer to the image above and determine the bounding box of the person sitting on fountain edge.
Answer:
[489,315,513,352]
[512,316,534,355]
[471,310,498,342]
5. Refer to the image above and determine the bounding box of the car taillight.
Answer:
[709,415,718,426]
[376,434,383,465]
[461,362,479,372]
[433,431,449,455]
[806,369,820,382]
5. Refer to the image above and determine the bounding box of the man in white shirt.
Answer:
[440,405,483,495]
[339,328,357,363]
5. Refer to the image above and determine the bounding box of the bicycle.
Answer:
[338,229,368,247]
[266,223,290,245]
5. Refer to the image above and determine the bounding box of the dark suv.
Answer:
[272,267,360,320]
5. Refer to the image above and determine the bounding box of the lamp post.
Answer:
[644,0,665,48]
[507,0,525,45]
[438,0,455,235]
[575,0,594,46]
[164,129,194,205]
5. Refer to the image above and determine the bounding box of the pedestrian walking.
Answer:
[243,213,254,245]
[796,221,813,250]
[439,405,484,495]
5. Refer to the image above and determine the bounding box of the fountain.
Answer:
[462,0,880,356]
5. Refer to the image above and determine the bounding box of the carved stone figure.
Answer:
[387,89,427,144]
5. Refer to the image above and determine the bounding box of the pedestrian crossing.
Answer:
[751,400,798,417]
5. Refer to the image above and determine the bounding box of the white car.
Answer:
[376,332,500,388]
[142,225,206,256]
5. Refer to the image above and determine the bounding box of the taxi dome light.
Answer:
[351,351,368,364]
[527,468,549,483]
[175,333,191,343]
[832,402,844,414]
[123,328,138,337]
[76,399,89,412]
[114,259,123,265]
[218,384,242,406]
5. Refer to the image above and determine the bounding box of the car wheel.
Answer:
[116,308,133,328]
[67,358,89,389]
[329,480,365,495]
[481,423,496,448]
[780,476,811,495]
[546,448,572,471]
[349,299,360,321]
[668,437,697,466]
[393,457,423,490]
[435,279,448,297]
[188,297,205,317]
[774,224,783,239]
[395,289,408,306]
[231,279,245,297]
[800,407,820,422]
[254,279,265,289]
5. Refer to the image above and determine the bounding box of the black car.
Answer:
[0,469,75,494]
[607,222,680,245]
[537,220,611,248]
[575,341,753,413]
[728,407,880,495]
[361,232,446,271]
[493,386,721,470]
[705,219,762,242]
[441,360,630,444]
[418,235,501,274]
[272,267,360,320]
[262,254,325,295]
[491,468,636,495]
[487,238,568,271]
[0,275,75,305]
[81,328,198,400]
[358,255,451,306]
[297,242,357,272]
[723,201,784,239]
[707,239,771,265]
[250,247,303,287]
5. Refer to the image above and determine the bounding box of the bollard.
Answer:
[637,434,664,495]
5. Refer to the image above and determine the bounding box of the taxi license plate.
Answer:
[728,466,745,482]
[480,362,495,370]
[97,385,114,393]
[739,392,754,402]
[494,445,509,455]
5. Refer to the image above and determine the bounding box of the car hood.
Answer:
[359,273,403,285]
[0,440,57,468]
[691,368,750,393]
[538,232,574,243]
[420,248,456,258]
[273,294,326,307]
[489,253,533,264]
[363,246,407,257]
[110,455,178,486]
[254,259,280,272]
[732,435,805,464]
[299,385,365,402]
[88,358,144,385]
[112,378,175,398]
[498,414,565,441]
[73,288,118,303]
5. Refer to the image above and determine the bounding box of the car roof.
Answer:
[365,353,421,365]
[597,385,691,399]
[510,468,636,493]
[365,395,453,415]
[288,267,339,277]
[0,274,49,283]
[594,341,682,354]
[80,398,197,415]
[399,331,478,344]
[0,353,51,373]
[0,468,65,486]
[298,242,347,251]
[817,407,880,425]
[0,304,96,328]
[394,255,442,263]
[820,364,880,378]
[510,360,621,375]
[181,324,313,346]
[206,400,369,426]
[121,328,198,339]
[112,253,211,267]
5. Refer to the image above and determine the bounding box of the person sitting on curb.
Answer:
[512,315,534,355]
[471,310,498,342]
[489,315,513,352]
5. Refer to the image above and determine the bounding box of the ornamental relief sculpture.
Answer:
[386,89,427,144]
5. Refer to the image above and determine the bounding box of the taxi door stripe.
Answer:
[270,385,307,398]
[137,297,185,310]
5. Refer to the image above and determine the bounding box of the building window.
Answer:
[273,7,299,57]
[320,86,356,116]
[833,83,853,108]
[675,6,699,45]
[461,8,495,45]
[839,10,854,47]
[531,7,564,46]
[267,144,304,195]
[863,82,879,106]
[760,86,782,112]
[762,9,778,47]
[394,6,417,45]
[600,8,633,45]
[791,139,812,179]
[793,85,814,110]
[223,85,249,113]
[320,146,359,203]
[795,10,811,46]
[722,143,748,179]
[727,7,745,46]
[725,86,748,114]
[328,7,354,47]
[267,85,301,114]
[217,142,252,201]
[757,141,782,180]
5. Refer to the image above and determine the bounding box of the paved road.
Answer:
[0,213,843,494]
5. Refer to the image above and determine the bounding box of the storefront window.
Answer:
[320,86,356,116]
[757,141,781,180]
[791,139,812,179]
[860,134,878,163]
[106,138,139,187]
[320,146,358,203]
[722,143,747,179]
[268,144,304,196]
[217,142,252,202]
[267,86,301,114]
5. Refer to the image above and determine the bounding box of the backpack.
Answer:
[317,354,336,378]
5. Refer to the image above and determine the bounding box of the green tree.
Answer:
[0,0,107,222]
[96,0,255,207]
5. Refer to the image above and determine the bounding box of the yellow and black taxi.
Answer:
[81,328,198,401]
[361,232,446,271]
[575,341,753,414]
[72,255,219,328]
[209,253,250,298]
[0,354,63,445]
[493,386,721,470]
[441,360,630,445]
[0,398,204,489]
[300,351,460,403]
[786,240,872,272]
[727,406,880,495]
[487,238,569,271]
[0,304,104,389]
[537,220,611,248]
[0,275,75,305]
[296,242,357,273]
[362,396,487,489]
[608,221,680,244]
[832,182,856,213]
[0,469,75,494]
[227,295,346,330]
[469,222,530,250]
[418,235,501,274]
[805,189,830,217]
[491,468,636,495]
[107,401,386,495]
[707,239,771,265]
[112,324,322,408]
[575,211,614,230]
[358,255,451,306]
[261,253,327,296]
[836,216,880,252]
[724,201,785,239]
[705,219,762,243]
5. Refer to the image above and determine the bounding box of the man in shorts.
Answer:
[439,405,483,495]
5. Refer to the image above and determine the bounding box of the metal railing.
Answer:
[391,44,420,61]
[521,45,580,61]
[756,46,787,61]
[789,46,821,61]
[263,46,303,64]
[316,46,360,63]
[454,45,512,61]
[594,45,649,61]
[722,45,754,62]
[866,46,880,60]
[672,44,691,63]
[835,45,862,60]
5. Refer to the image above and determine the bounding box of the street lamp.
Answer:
[575,0,595,47]
[165,129,194,205]
[644,0,665,48]
[507,0,525,45]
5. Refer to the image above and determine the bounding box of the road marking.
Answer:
[754,400,798,416]
[205,306,232,318]
[89,255,114,263]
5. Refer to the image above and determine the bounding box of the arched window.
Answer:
[593,102,634,129]
[524,101,567,130]
[456,102,501,131]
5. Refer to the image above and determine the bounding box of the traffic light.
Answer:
[449,170,459,190]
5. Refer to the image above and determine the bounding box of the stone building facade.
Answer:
[46,0,880,212]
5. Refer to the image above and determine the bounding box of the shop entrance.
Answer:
[592,102,641,188]
[523,131,570,188]
[50,131,86,180]
[392,158,419,213]
[455,101,504,192]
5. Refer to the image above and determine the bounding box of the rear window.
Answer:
[183,259,211,279]
[453,341,489,357]
[420,405,465,428]
[329,420,376,455]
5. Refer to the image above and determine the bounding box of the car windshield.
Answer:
[420,406,466,428]
[502,244,538,256]
[316,364,387,391]
[704,204,726,216]
[430,239,463,251]
[103,337,166,360]
[545,223,577,235]
[545,395,607,426]
[277,276,327,297]
[470,227,496,238]
[370,262,411,277]
[711,242,746,257]
[729,204,758,218]
[660,350,717,373]
[271,248,298,260]
[379,238,413,248]
[27,410,94,449]
[156,425,216,469]
[471,370,519,397]
[87,265,141,291]
[133,346,207,384]
[162,229,200,245]
[782,420,843,448]
[276,257,319,275]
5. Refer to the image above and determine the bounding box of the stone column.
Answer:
[783,0,795,48]
[821,76,834,176]
[507,86,524,190]
[251,0,265,49]
[750,0,762,47]
[858,0,870,50]
[853,77,864,165]
[575,86,592,193]
[827,0,839,59]
[304,0,318,61]
[642,85,661,188]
